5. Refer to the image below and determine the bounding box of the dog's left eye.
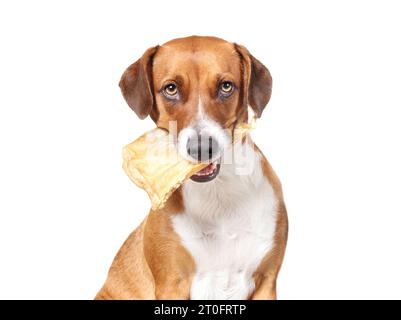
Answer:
[219,81,234,96]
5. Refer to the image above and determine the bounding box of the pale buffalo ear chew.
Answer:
[122,119,256,211]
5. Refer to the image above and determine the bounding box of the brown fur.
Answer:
[96,36,288,300]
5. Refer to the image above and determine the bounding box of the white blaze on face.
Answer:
[177,95,230,163]
[197,95,203,118]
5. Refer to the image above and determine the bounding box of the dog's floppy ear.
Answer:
[234,44,272,118]
[119,46,159,120]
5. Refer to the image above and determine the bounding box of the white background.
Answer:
[0,0,400,299]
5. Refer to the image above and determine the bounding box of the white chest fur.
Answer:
[171,142,278,300]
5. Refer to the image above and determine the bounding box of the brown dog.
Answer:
[96,36,288,300]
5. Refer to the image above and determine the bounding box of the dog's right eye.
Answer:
[163,83,178,98]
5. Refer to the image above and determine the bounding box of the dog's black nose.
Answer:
[186,133,220,163]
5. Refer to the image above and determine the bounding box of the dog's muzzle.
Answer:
[185,131,221,163]
[179,124,226,183]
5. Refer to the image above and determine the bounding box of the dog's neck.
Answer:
[173,138,278,300]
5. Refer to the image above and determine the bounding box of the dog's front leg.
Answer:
[154,277,192,300]
[250,276,277,300]
[251,200,288,300]
[144,211,195,300]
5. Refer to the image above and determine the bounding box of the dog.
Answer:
[96,36,288,300]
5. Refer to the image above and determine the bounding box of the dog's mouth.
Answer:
[190,160,221,183]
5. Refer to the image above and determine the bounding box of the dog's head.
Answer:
[119,36,272,182]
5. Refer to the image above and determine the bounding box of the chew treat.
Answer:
[123,120,255,211]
